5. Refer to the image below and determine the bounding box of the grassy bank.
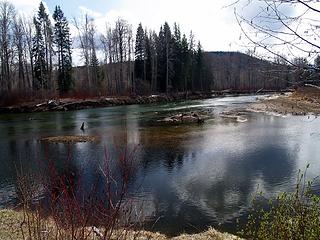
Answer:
[0,209,241,240]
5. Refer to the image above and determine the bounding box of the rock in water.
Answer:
[80,122,85,131]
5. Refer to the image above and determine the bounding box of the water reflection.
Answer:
[131,113,299,235]
[0,95,319,236]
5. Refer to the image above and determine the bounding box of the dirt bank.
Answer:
[0,93,214,114]
[249,86,320,115]
[0,89,286,114]
[0,209,241,240]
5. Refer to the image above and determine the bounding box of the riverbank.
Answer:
[0,93,214,114]
[249,86,320,115]
[0,209,241,240]
[0,90,285,114]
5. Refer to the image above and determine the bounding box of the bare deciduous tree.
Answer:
[232,0,320,86]
[74,14,91,90]
[0,1,15,94]
[233,0,320,65]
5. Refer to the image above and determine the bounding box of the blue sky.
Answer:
[45,0,120,19]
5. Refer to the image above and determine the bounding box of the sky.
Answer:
[8,0,246,52]
[6,0,320,64]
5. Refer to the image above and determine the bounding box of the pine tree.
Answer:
[144,32,152,85]
[181,34,190,92]
[32,15,46,90]
[134,23,145,81]
[172,23,182,91]
[33,2,53,91]
[163,22,173,93]
[156,26,166,92]
[189,31,196,91]
[195,41,203,91]
[149,31,158,92]
[90,46,100,91]
[53,5,72,95]
[156,23,174,93]
[88,21,101,92]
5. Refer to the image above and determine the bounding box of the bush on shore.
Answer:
[241,166,320,240]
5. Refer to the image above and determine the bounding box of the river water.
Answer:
[1,95,320,236]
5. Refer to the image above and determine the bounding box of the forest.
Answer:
[0,1,212,101]
[0,1,306,105]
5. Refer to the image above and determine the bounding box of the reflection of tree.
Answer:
[138,125,198,171]
[141,144,192,171]
[165,152,184,170]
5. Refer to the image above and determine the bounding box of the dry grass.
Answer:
[0,210,24,240]
[250,86,320,115]
[41,135,100,143]
[172,228,242,240]
[0,210,242,240]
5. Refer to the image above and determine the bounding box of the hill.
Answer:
[204,51,292,92]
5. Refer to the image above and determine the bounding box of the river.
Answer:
[1,95,320,236]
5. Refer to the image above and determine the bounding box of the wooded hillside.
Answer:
[204,52,292,92]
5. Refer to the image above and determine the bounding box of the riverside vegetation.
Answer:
[240,166,320,240]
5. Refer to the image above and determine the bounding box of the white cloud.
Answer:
[71,0,244,52]
[117,0,241,51]
[79,6,103,19]
[6,0,43,16]
[7,0,320,58]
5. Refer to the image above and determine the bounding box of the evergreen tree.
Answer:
[156,26,166,92]
[181,34,190,92]
[88,22,101,92]
[90,46,101,91]
[144,31,152,85]
[53,5,72,95]
[172,23,182,91]
[134,23,145,81]
[156,22,174,93]
[189,31,196,91]
[163,22,173,93]
[195,41,203,91]
[33,2,53,91]
[149,31,158,92]
[32,15,46,90]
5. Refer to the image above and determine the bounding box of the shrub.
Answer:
[241,166,320,240]
[14,146,142,240]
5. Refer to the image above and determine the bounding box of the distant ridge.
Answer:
[203,51,291,92]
